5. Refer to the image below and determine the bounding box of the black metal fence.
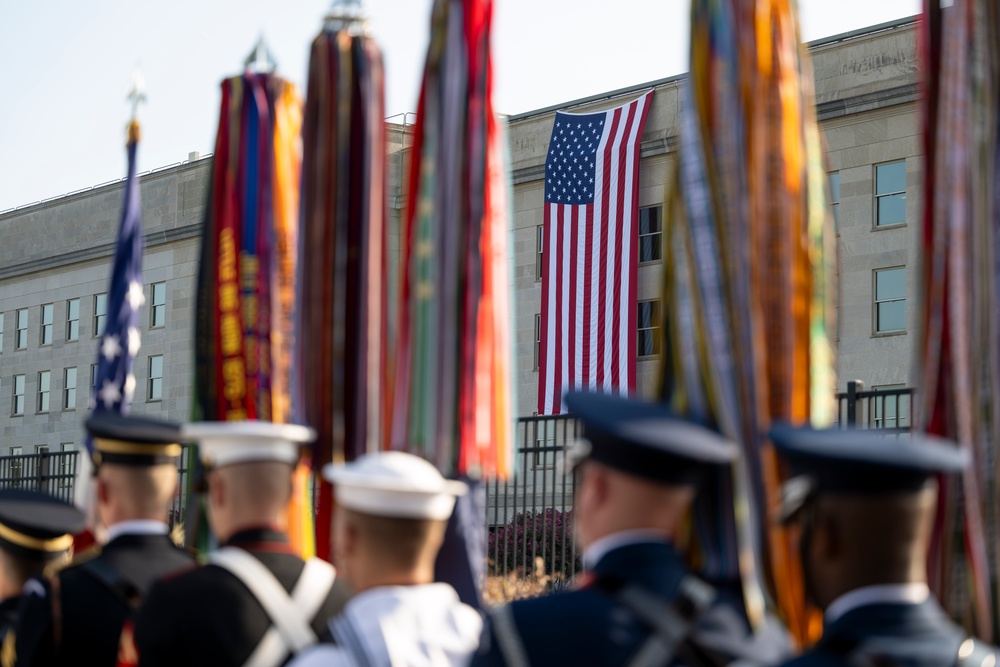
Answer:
[0,447,192,528]
[835,380,913,431]
[485,415,582,584]
[486,380,915,584]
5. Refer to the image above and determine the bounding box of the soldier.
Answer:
[289,451,482,667]
[129,421,350,667]
[769,426,998,667]
[472,391,790,667]
[0,489,83,646]
[7,413,193,667]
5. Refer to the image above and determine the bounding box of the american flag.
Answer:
[537,91,653,414]
[89,126,145,428]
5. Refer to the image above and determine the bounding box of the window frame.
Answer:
[533,314,541,371]
[829,171,840,234]
[40,303,53,346]
[0,312,5,354]
[638,205,663,264]
[12,374,25,416]
[64,367,77,411]
[637,299,662,359]
[148,355,164,401]
[535,226,544,282]
[37,370,51,413]
[874,160,906,229]
[94,293,108,338]
[150,282,166,328]
[873,266,907,336]
[66,298,80,341]
[15,309,27,350]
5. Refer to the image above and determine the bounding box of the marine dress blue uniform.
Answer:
[472,391,791,667]
[769,425,998,667]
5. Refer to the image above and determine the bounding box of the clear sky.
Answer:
[0,0,919,212]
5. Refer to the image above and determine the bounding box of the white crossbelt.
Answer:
[209,547,337,667]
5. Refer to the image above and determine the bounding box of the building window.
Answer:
[535,226,544,281]
[637,300,662,357]
[874,267,906,333]
[12,375,25,416]
[638,205,662,263]
[875,161,906,227]
[15,309,27,349]
[35,445,49,454]
[94,293,107,337]
[829,172,840,232]
[40,304,53,346]
[533,314,541,370]
[91,364,98,390]
[872,385,910,429]
[150,282,166,328]
[67,299,80,341]
[0,312,4,353]
[37,371,50,413]
[64,368,77,411]
[148,355,163,401]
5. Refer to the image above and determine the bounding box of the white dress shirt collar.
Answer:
[105,520,169,544]
[583,529,670,570]
[825,583,930,624]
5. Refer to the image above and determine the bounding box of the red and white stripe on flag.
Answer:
[537,91,653,414]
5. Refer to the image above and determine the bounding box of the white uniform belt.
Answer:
[209,547,337,667]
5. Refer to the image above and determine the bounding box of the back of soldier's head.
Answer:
[183,421,315,543]
[771,426,967,607]
[87,413,184,525]
[325,451,467,590]
[0,489,83,597]
[562,391,737,546]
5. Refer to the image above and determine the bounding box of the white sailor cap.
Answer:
[182,421,316,469]
[323,451,468,521]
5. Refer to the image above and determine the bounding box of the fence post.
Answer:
[846,380,865,427]
[38,451,50,494]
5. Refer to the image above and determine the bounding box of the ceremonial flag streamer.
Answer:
[537,92,653,415]
[296,9,387,562]
[662,0,836,642]
[392,0,514,482]
[192,55,309,554]
[915,0,998,639]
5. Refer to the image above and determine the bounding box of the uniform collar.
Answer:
[105,520,169,544]
[825,583,930,624]
[583,530,670,570]
[224,527,293,552]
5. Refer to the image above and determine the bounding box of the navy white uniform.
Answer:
[289,451,481,667]
[7,414,191,667]
[769,426,999,667]
[473,391,791,667]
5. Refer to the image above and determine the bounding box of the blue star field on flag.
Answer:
[88,131,144,444]
[544,111,605,205]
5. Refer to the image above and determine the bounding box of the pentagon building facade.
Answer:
[0,16,920,453]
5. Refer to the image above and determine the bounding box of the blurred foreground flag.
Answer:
[392,0,514,482]
[76,110,147,545]
[537,92,652,415]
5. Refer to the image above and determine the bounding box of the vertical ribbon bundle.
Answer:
[662,0,836,642]
[192,70,309,554]
[297,18,387,561]
[916,0,998,640]
[392,0,514,482]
